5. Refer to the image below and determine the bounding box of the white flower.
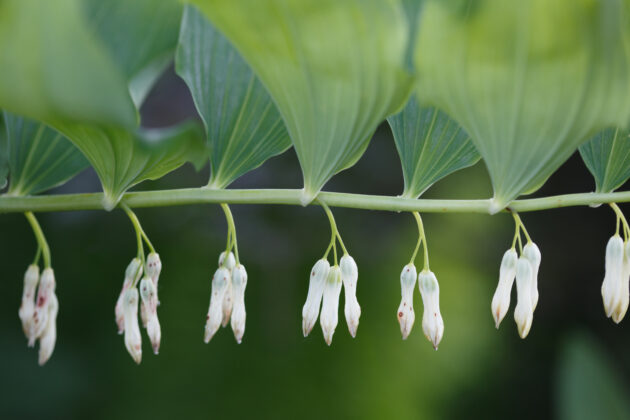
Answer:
[612,241,630,323]
[601,235,624,318]
[230,264,248,344]
[418,270,444,349]
[116,258,142,334]
[123,287,142,364]
[522,242,541,310]
[140,277,161,354]
[204,267,230,343]
[219,252,236,327]
[320,266,342,345]
[340,254,361,338]
[397,263,417,340]
[38,293,58,366]
[491,249,517,329]
[514,257,534,338]
[146,252,162,303]
[302,259,330,337]
[29,268,56,347]
[19,264,39,339]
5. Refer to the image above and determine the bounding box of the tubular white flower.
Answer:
[302,259,330,337]
[340,254,361,338]
[29,268,55,347]
[320,266,342,346]
[204,267,230,343]
[123,288,142,364]
[222,280,233,328]
[418,270,444,349]
[514,257,534,338]
[230,264,248,344]
[116,258,142,334]
[397,263,417,340]
[523,242,541,310]
[491,249,517,329]
[19,264,39,339]
[38,293,58,366]
[601,235,624,318]
[612,241,630,323]
[140,277,161,353]
[146,252,162,303]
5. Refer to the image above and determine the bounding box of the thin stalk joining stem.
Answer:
[24,212,50,268]
[122,204,146,270]
[220,203,239,265]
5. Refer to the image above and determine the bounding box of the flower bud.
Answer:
[418,270,444,349]
[219,251,236,271]
[340,254,361,338]
[523,242,541,310]
[139,277,161,353]
[116,258,142,334]
[397,264,417,340]
[38,293,58,366]
[612,241,630,323]
[146,253,162,304]
[302,259,330,337]
[601,235,624,318]
[514,258,534,338]
[491,249,517,329]
[29,268,55,347]
[221,279,233,328]
[230,264,248,343]
[204,267,230,343]
[19,264,39,338]
[320,266,342,345]
[123,288,142,364]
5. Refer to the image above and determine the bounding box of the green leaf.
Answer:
[0,113,9,190]
[2,112,89,196]
[415,0,630,212]
[175,5,291,189]
[555,331,630,420]
[54,122,206,210]
[82,0,184,108]
[579,128,630,193]
[192,0,413,204]
[387,97,480,198]
[0,0,136,127]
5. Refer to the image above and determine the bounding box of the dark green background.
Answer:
[1,68,629,420]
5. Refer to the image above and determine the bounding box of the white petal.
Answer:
[302,259,329,337]
[398,264,417,339]
[320,266,342,345]
[523,242,541,310]
[123,288,142,364]
[514,258,534,338]
[230,264,248,343]
[38,293,58,366]
[204,267,230,343]
[491,249,517,328]
[19,264,39,339]
[418,270,444,349]
[29,268,55,347]
[602,235,624,318]
[340,255,361,338]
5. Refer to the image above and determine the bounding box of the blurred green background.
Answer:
[1,68,630,420]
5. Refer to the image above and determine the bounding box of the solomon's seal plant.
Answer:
[3,0,630,365]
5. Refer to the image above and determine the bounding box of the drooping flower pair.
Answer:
[491,241,541,338]
[114,252,162,364]
[302,254,361,345]
[396,264,444,349]
[18,265,59,365]
[204,251,248,344]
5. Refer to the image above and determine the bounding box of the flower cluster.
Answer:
[114,252,162,364]
[18,265,59,365]
[302,254,361,345]
[491,241,541,338]
[396,264,444,349]
[204,251,248,344]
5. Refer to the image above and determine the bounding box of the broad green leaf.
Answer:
[82,0,184,108]
[54,122,206,210]
[0,113,8,189]
[387,97,480,198]
[0,0,136,127]
[579,128,630,193]
[2,112,89,196]
[192,0,413,204]
[175,5,291,189]
[415,0,630,212]
[555,331,630,420]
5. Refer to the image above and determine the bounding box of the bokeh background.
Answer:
[1,67,630,420]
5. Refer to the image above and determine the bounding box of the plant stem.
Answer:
[412,212,430,270]
[1,189,630,214]
[220,203,239,265]
[122,204,146,269]
[24,212,50,268]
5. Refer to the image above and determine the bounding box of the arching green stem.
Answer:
[411,212,430,270]
[122,204,146,269]
[220,203,239,265]
[610,203,630,241]
[24,212,50,268]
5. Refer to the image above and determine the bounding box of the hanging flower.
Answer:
[340,254,361,338]
[397,263,417,340]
